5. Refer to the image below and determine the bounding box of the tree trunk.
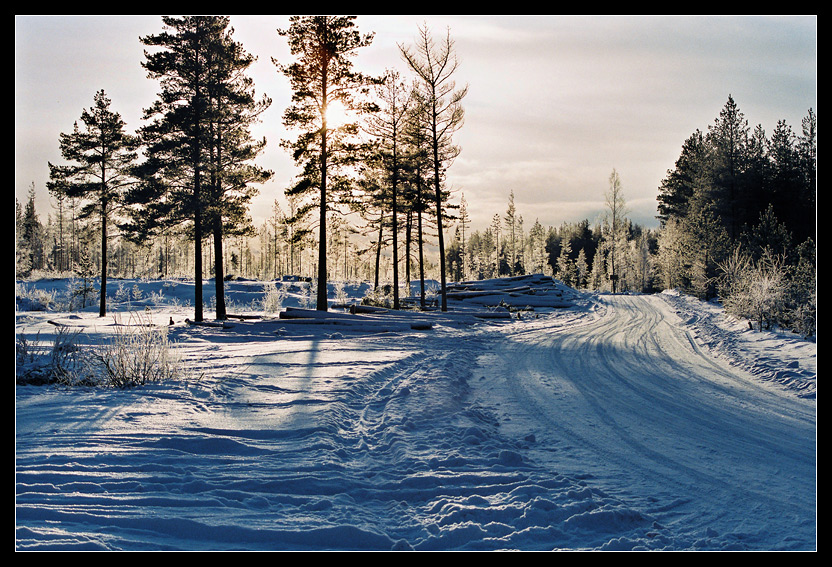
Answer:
[317,71,329,312]
[432,132,447,312]
[374,212,383,291]
[213,220,226,320]
[392,163,400,310]
[405,210,412,297]
[99,198,107,317]
[418,205,426,309]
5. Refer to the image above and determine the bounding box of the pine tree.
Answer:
[47,90,138,316]
[48,187,71,273]
[575,248,588,288]
[400,83,435,306]
[16,188,43,278]
[363,69,413,309]
[556,238,576,287]
[788,238,816,337]
[796,109,817,243]
[706,95,750,241]
[504,190,521,276]
[22,184,46,275]
[491,213,502,276]
[275,16,377,311]
[589,244,607,291]
[128,16,270,321]
[683,204,731,299]
[457,194,470,280]
[447,227,463,282]
[657,129,707,224]
[128,16,229,322]
[203,21,272,319]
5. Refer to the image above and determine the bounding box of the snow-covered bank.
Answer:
[15,276,816,550]
[658,289,816,399]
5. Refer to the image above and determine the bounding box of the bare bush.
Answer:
[262,282,288,313]
[16,326,98,386]
[94,311,189,388]
[718,248,790,332]
[16,311,194,388]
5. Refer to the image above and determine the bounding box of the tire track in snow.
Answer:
[479,294,816,547]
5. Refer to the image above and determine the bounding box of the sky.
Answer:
[15,15,817,235]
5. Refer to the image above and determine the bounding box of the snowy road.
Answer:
[15,282,816,550]
[472,294,816,548]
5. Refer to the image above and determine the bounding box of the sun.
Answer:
[324,98,350,129]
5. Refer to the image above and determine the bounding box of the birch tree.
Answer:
[603,169,628,293]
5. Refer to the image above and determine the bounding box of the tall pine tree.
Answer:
[127,16,270,321]
[705,94,750,241]
[129,16,223,322]
[275,16,377,311]
[47,90,138,316]
[363,69,413,309]
[203,21,272,319]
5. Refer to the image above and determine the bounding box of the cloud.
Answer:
[16,15,816,237]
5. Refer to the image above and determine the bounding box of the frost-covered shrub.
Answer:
[263,282,288,313]
[16,326,98,386]
[747,257,787,332]
[334,281,348,304]
[95,311,189,388]
[361,285,393,308]
[716,248,754,318]
[69,276,98,310]
[783,239,817,338]
[15,283,56,312]
[17,311,194,388]
[717,248,786,330]
[299,281,316,309]
[717,246,813,335]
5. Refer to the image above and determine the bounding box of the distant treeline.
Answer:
[442,96,815,335]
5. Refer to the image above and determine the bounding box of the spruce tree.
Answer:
[16,186,44,278]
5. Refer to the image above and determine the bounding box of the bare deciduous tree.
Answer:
[399,24,467,311]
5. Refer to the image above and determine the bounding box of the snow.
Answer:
[15,275,816,551]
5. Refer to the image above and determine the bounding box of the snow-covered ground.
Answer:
[15,275,816,551]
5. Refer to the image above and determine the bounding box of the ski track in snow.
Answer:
[15,279,816,551]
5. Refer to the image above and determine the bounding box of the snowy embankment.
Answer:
[15,276,816,551]
[657,289,816,399]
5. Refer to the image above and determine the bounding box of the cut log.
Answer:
[185,318,233,329]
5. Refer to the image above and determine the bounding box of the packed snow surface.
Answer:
[15,276,816,551]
